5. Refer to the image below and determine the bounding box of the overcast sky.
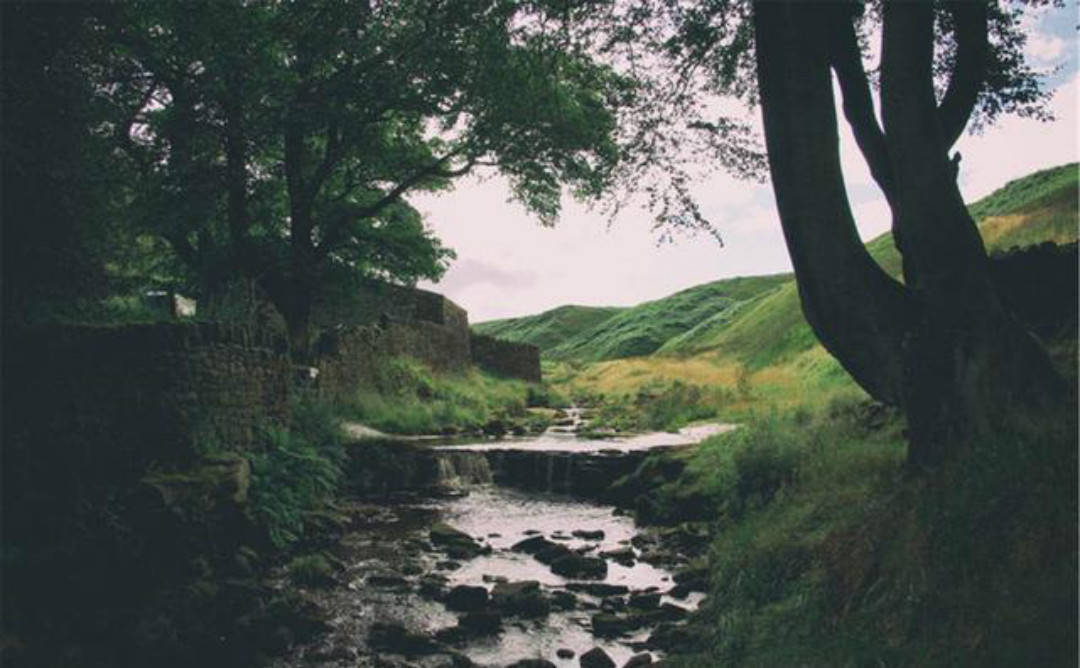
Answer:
[418,7,1079,323]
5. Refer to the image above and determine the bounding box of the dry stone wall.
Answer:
[469,333,542,383]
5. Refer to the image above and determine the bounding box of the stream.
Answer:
[269,411,731,668]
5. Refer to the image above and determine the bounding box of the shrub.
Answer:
[247,398,345,549]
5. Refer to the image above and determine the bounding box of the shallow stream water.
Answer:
[271,417,727,667]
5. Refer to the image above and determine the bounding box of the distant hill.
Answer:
[544,274,791,362]
[505,162,1078,372]
[471,305,624,351]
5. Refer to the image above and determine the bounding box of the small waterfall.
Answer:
[434,452,493,488]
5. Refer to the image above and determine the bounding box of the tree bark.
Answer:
[753,2,914,407]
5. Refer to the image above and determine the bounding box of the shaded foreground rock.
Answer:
[368,621,443,655]
[430,522,490,559]
[445,584,489,612]
[580,646,616,668]
[491,580,550,617]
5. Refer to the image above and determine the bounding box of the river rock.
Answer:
[565,583,628,597]
[645,623,693,651]
[436,560,462,571]
[512,535,558,554]
[600,547,636,566]
[506,660,557,668]
[445,584,489,612]
[492,580,549,617]
[418,574,448,599]
[367,572,409,589]
[628,593,660,610]
[459,610,502,635]
[591,613,639,637]
[580,647,616,668]
[666,583,692,599]
[557,648,576,659]
[368,621,443,655]
[550,590,578,611]
[551,553,607,579]
[572,529,605,540]
[430,522,487,559]
[623,653,653,668]
[657,602,689,621]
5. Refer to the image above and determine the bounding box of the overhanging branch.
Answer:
[937,1,988,150]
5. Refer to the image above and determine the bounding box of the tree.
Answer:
[92,0,634,356]
[752,1,1067,467]
[594,0,1069,467]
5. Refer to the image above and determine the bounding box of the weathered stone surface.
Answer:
[580,646,616,668]
[445,585,489,612]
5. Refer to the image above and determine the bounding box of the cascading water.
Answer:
[434,451,493,488]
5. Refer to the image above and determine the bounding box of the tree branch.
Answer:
[352,151,469,220]
[826,6,896,206]
[937,1,988,150]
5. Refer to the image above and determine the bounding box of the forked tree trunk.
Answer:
[753,1,1067,469]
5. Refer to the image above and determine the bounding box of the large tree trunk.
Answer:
[753,1,1067,469]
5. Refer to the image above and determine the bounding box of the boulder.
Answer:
[557,648,576,659]
[550,590,578,611]
[459,610,502,635]
[445,585,489,612]
[551,554,607,579]
[430,522,486,559]
[628,593,661,611]
[580,647,616,668]
[506,660,557,668]
[491,580,549,617]
[600,547,636,566]
[367,572,409,589]
[657,603,689,621]
[512,535,560,555]
[623,653,653,668]
[572,529,605,540]
[565,583,629,597]
[646,623,693,652]
[368,621,442,655]
[591,614,640,637]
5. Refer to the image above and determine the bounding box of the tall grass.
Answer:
[656,402,1076,667]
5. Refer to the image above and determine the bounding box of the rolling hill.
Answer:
[471,304,624,351]
[520,162,1077,405]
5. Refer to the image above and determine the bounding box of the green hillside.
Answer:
[471,304,624,350]
[571,163,1078,369]
[545,274,791,362]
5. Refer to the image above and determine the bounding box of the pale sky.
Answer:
[419,7,1079,323]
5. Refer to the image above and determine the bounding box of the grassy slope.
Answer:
[555,162,1077,413]
[471,304,624,350]
[610,164,1078,667]
[546,274,790,362]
